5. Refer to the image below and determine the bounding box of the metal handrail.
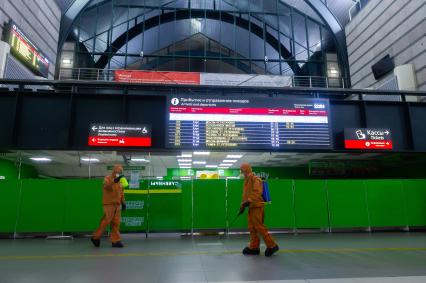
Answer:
[1,78,425,102]
[58,68,347,89]
[349,0,366,21]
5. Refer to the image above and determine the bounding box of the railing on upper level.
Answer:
[1,77,425,103]
[349,0,370,21]
[57,68,348,89]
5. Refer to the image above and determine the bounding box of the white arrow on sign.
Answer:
[92,126,98,131]
[384,130,389,135]
[119,139,125,144]
[92,138,96,142]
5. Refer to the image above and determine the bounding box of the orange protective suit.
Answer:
[240,163,277,249]
[93,165,125,243]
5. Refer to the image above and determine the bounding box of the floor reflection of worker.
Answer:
[239,163,279,257]
[91,165,127,248]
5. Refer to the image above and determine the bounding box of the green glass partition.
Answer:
[401,179,426,227]
[193,179,226,230]
[1,178,425,234]
[293,180,329,229]
[264,179,295,229]
[227,179,247,229]
[63,179,103,232]
[327,180,369,228]
[16,180,66,233]
[365,180,407,227]
[0,180,20,233]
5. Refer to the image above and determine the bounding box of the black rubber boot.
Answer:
[265,245,279,257]
[242,247,260,255]
[90,237,100,247]
[112,241,124,248]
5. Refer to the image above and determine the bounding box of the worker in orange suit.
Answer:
[91,165,126,248]
[239,163,279,257]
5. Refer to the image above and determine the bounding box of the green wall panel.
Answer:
[147,188,181,231]
[294,180,329,229]
[193,179,226,230]
[148,193,182,231]
[327,180,369,228]
[365,180,407,227]
[264,179,295,229]
[401,179,426,227]
[121,193,147,232]
[120,180,148,232]
[1,178,424,233]
[17,180,66,232]
[181,180,192,231]
[227,179,247,229]
[63,179,103,232]
[0,180,20,233]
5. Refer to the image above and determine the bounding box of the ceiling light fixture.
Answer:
[30,157,52,162]
[179,163,192,167]
[226,154,243,159]
[131,158,149,162]
[81,158,99,162]
[178,153,192,158]
[219,164,231,167]
[193,151,210,155]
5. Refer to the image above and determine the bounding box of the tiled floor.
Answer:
[214,278,426,283]
[0,233,425,283]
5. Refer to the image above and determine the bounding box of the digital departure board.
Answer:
[7,21,49,78]
[167,96,332,150]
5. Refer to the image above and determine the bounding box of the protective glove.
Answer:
[238,206,245,216]
[114,175,124,183]
[238,201,250,215]
[121,202,127,211]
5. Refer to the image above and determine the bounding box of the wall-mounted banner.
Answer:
[114,70,200,85]
[114,70,293,88]
[88,124,151,147]
[344,128,392,150]
[200,73,292,87]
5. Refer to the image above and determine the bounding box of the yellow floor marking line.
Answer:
[124,189,182,194]
[1,247,425,261]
